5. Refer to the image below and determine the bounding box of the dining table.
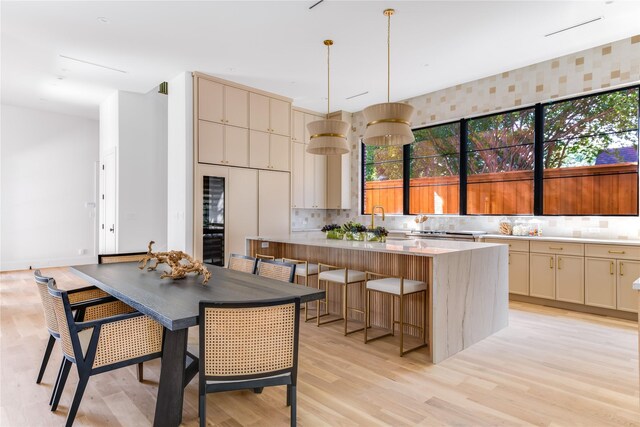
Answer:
[71,262,325,427]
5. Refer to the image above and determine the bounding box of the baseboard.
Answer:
[510,294,638,321]
[0,255,98,272]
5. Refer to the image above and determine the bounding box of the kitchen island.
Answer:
[247,234,508,363]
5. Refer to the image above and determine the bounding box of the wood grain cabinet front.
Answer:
[198,79,248,128]
[199,120,249,167]
[250,93,290,137]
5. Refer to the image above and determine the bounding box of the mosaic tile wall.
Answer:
[293,35,640,240]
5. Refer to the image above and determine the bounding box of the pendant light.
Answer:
[362,9,415,146]
[306,40,350,155]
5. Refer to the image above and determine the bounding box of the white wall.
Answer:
[98,88,168,254]
[1,104,99,270]
[167,72,193,253]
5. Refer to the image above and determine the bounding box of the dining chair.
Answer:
[97,252,148,381]
[227,253,258,274]
[48,280,164,426]
[256,259,297,283]
[97,252,146,264]
[34,270,139,406]
[198,297,300,427]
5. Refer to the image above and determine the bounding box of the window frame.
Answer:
[360,84,640,217]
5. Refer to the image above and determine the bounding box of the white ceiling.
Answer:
[2,1,640,119]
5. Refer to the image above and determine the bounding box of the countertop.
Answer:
[248,235,503,257]
[481,234,640,246]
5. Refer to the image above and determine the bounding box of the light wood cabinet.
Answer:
[291,110,305,143]
[198,120,249,167]
[258,170,291,237]
[530,242,585,302]
[508,251,530,295]
[249,131,290,171]
[291,142,305,208]
[304,150,326,209]
[325,110,352,210]
[250,93,290,136]
[617,260,640,312]
[555,255,584,304]
[198,80,248,128]
[586,257,639,312]
[485,237,529,295]
[228,168,258,256]
[530,253,556,299]
[585,258,617,309]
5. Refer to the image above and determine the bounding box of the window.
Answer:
[466,109,535,215]
[543,88,639,215]
[362,145,403,214]
[360,85,639,217]
[410,123,460,214]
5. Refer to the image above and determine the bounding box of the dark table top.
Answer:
[71,262,325,331]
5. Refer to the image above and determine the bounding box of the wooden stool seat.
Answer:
[364,272,428,357]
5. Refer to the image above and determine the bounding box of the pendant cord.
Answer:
[387,10,391,103]
[327,42,330,116]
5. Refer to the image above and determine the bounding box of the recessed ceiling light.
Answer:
[605,1,614,4]
[424,64,430,67]
[57,76,65,80]
[97,17,110,24]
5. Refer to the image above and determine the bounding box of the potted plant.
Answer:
[321,224,344,240]
[341,221,367,241]
[366,226,389,243]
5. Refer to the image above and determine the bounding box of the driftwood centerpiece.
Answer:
[138,241,211,284]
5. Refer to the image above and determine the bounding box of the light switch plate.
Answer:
[261,242,269,248]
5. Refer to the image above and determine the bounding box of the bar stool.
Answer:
[255,254,275,261]
[282,258,320,322]
[364,272,428,356]
[317,263,366,335]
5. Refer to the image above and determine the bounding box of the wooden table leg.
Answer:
[154,328,188,427]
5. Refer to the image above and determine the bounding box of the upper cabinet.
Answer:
[194,72,292,171]
[250,93,291,137]
[198,79,248,128]
[291,110,305,143]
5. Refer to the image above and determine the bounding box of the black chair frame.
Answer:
[48,280,164,427]
[198,297,301,427]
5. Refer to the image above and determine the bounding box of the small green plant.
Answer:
[322,224,344,240]
[321,224,341,232]
[341,221,367,233]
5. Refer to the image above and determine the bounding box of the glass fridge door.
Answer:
[202,176,225,266]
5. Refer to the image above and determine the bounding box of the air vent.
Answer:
[544,17,603,37]
[59,55,127,73]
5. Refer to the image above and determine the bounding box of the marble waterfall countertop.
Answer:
[248,234,503,258]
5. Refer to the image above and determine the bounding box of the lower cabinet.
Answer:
[508,252,530,295]
[555,255,584,304]
[529,253,556,299]
[585,257,639,312]
[529,253,584,303]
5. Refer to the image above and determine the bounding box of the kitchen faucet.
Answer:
[370,205,385,229]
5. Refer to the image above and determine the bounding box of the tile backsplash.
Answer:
[292,35,640,241]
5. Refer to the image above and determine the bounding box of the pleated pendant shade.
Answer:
[362,9,415,147]
[306,39,349,156]
[362,102,415,146]
[307,119,350,155]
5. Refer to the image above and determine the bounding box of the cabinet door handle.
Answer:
[620,262,624,276]
[557,257,562,270]
[549,246,563,250]
[608,250,626,254]
[508,254,511,265]
[610,261,614,275]
[549,257,554,269]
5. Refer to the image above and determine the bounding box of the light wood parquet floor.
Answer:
[1,267,638,426]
